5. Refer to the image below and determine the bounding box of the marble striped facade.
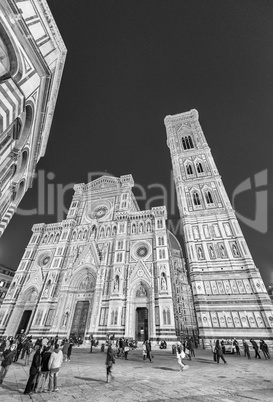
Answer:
[0,0,66,236]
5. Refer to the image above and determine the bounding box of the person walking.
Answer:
[14,339,23,362]
[260,340,270,359]
[188,338,195,358]
[67,339,74,362]
[142,341,147,361]
[36,346,51,393]
[146,340,152,362]
[89,334,93,353]
[24,344,42,394]
[0,344,17,385]
[48,344,63,392]
[215,340,227,364]
[233,338,240,355]
[210,340,217,362]
[62,339,69,362]
[250,339,261,359]
[124,339,129,360]
[105,343,115,383]
[176,341,189,372]
[242,339,251,359]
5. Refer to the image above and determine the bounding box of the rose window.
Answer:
[136,246,148,258]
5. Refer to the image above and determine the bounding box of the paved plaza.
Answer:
[0,346,272,402]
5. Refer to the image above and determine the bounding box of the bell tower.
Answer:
[164,109,273,345]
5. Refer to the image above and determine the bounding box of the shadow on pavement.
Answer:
[74,376,105,383]
[153,367,179,372]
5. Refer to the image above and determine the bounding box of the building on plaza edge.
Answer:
[0,174,197,342]
[165,109,273,346]
[0,0,66,236]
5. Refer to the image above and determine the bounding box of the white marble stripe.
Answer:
[0,106,7,131]
[3,81,24,118]
[1,92,13,126]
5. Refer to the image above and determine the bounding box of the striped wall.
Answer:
[0,79,24,133]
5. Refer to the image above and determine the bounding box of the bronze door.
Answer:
[136,307,148,341]
[70,301,89,340]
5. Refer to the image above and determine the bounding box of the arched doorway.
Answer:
[68,267,96,342]
[133,282,150,341]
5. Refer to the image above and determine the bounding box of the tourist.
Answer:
[260,340,270,359]
[233,338,240,355]
[14,339,23,362]
[0,344,17,385]
[24,344,42,395]
[48,344,63,392]
[142,341,147,360]
[146,340,152,362]
[124,339,129,360]
[62,339,70,362]
[215,340,227,364]
[67,339,74,362]
[210,340,217,362]
[105,342,115,383]
[36,346,51,393]
[176,341,188,372]
[242,339,251,359]
[188,337,195,357]
[250,339,261,359]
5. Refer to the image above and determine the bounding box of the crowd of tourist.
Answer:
[0,333,271,391]
[0,334,74,394]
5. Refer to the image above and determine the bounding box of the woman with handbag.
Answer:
[105,343,115,383]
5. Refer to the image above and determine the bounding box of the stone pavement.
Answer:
[0,346,272,402]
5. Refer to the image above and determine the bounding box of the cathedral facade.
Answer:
[0,175,196,342]
[0,0,66,236]
[0,109,272,347]
[165,109,273,346]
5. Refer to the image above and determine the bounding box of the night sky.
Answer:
[1,0,273,286]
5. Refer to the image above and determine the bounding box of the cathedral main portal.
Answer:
[70,301,89,340]
[17,310,32,335]
[135,307,148,342]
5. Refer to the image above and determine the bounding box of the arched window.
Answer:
[114,310,118,325]
[186,164,193,175]
[196,162,203,173]
[106,227,110,237]
[205,191,213,204]
[100,227,104,238]
[147,222,151,232]
[182,135,194,150]
[132,224,136,234]
[112,226,117,236]
[193,192,201,206]
[43,234,48,244]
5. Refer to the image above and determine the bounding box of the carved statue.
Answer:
[161,274,167,290]
[62,312,69,327]
[114,276,119,292]
[198,246,204,259]
[136,285,146,297]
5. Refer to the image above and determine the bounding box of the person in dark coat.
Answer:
[24,345,42,394]
[14,340,23,362]
[260,340,270,359]
[250,339,261,359]
[62,339,69,362]
[36,346,51,392]
[0,344,17,384]
[105,343,115,383]
[242,339,251,359]
[145,340,152,362]
[67,339,74,362]
[215,340,227,364]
